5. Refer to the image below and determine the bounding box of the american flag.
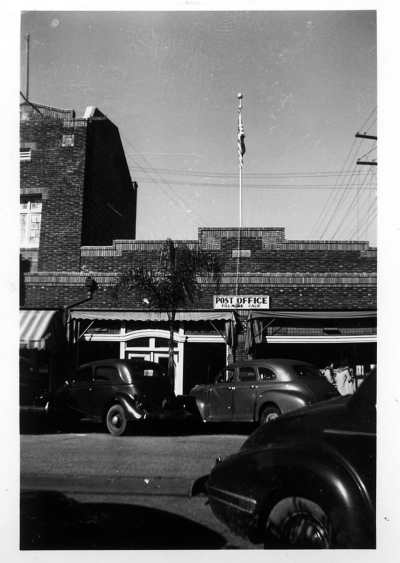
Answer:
[238,112,246,168]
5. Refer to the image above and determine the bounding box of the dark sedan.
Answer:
[55,358,192,436]
[191,369,376,549]
[189,358,338,425]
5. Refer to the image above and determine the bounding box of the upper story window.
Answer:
[62,134,75,147]
[20,142,36,162]
[20,148,32,161]
[20,196,42,247]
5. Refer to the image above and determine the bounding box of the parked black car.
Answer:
[189,359,338,425]
[191,369,376,549]
[55,358,193,436]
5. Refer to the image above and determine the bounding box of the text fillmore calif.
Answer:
[213,295,270,309]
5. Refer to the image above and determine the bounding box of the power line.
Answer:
[130,177,376,189]
[308,137,360,239]
[329,167,375,239]
[126,165,372,179]
[120,133,210,229]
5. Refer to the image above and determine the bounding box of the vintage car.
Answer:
[189,358,338,424]
[190,369,376,549]
[20,357,43,407]
[55,358,192,436]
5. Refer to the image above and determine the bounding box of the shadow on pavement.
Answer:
[20,413,256,437]
[20,490,228,550]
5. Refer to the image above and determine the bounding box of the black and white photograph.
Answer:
[2,0,400,559]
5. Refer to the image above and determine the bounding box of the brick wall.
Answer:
[83,118,137,245]
[20,116,88,272]
[20,107,137,273]
[21,228,377,311]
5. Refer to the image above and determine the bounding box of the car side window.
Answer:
[94,366,119,382]
[75,367,92,383]
[239,367,256,382]
[216,369,235,384]
[258,367,276,381]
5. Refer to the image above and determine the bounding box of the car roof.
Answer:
[225,359,315,369]
[79,358,164,370]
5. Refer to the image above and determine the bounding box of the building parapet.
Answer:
[24,271,377,287]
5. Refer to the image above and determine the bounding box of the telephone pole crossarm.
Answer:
[356,133,377,141]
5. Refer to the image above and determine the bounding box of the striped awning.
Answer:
[20,310,64,351]
[70,310,234,322]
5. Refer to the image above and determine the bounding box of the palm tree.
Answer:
[113,239,221,383]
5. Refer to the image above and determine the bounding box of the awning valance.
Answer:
[248,310,377,320]
[20,310,64,351]
[70,310,234,322]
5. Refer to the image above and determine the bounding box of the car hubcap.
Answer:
[266,413,278,422]
[282,513,331,548]
[111,413,121,427]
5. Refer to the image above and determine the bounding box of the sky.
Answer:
[19,7,378,246]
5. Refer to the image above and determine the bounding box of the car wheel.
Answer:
[260,405,281,425]
[264,497,333,549]
[106,404,127,436]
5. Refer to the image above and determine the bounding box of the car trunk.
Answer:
[302,377,338,402]
[135,377,177,411]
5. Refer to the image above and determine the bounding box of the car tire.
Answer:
[260,405,281,425]
[106,404,128,436]
[264,496,333,549]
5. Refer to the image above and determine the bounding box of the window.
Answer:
[258,367,276,381]
[62,134,75,147]
[94,366,119,382]
[20,148,31,161]
[239,367,256,382]
[20,197,42,247]
[75,367,92,383]
[216,369,235,384]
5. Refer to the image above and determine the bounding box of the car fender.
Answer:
[256,390,309,420]
[193,396,210,421]
[253,443,375,546]
[103,394,145,422]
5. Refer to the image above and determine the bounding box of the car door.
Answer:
[208,367,235,421]
[91,364,122,418]
[70,366,94,418]
[233,365,258,421]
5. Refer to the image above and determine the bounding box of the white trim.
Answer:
[83,330,374,345]
[83,328,225,344]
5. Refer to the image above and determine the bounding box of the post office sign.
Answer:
[213,295,270,309]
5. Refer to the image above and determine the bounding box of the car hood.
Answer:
[241,391,375,452]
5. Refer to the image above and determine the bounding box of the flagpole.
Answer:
[238,93,243,227]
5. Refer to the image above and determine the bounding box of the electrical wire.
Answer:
[119,133,210,229]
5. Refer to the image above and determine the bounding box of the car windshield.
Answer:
[292,364,321,378]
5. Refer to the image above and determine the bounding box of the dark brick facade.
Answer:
[20,103,137,273]
[21,228,377,312]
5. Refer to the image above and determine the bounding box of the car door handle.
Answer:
[249,385,258,389]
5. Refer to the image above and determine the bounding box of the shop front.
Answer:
[68,307,376,395]
[19,309,67,392]
[69,310,233,395]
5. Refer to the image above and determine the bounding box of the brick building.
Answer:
[20,103,377,395]
[20,102,137,387]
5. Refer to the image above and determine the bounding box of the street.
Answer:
[20,420,262,550]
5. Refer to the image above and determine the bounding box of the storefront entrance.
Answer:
[183,342,226,394]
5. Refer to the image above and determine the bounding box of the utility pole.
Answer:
[25,34,30,101]
[356,132,377,166]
